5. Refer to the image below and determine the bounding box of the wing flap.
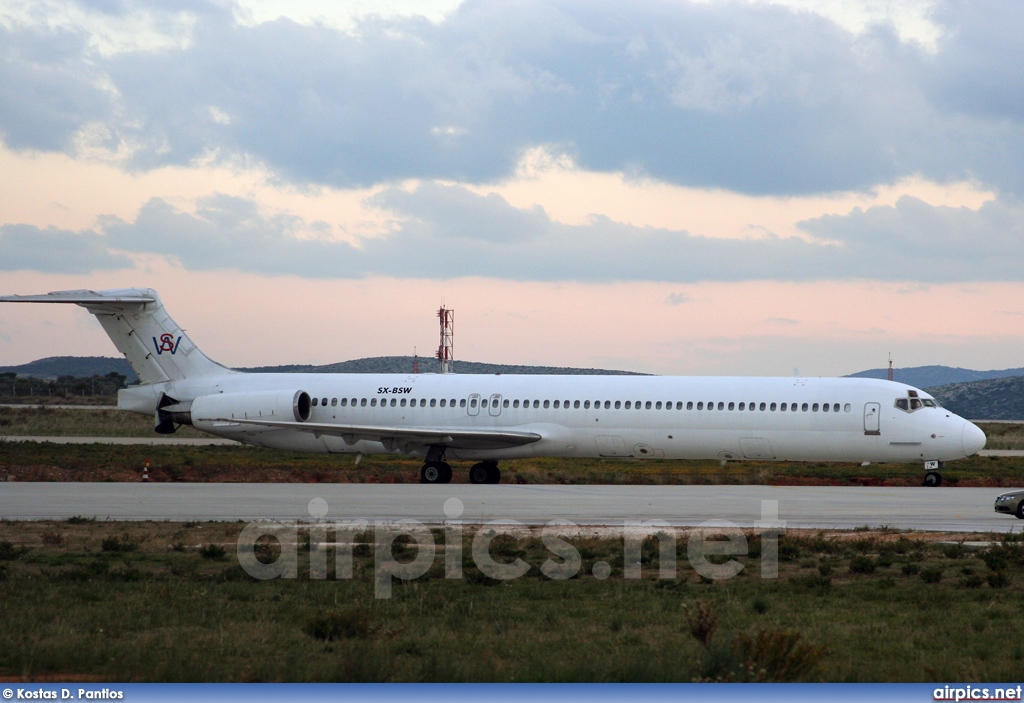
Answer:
[212,417,543,451]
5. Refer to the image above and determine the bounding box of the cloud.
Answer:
[0,223,131,273]
[10,182,1020,283]
[2,1,1024,195]
[665,292,690,305]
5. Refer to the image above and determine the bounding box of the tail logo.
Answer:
[154,333,181,355]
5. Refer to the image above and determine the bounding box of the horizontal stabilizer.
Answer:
[0,290,156,305]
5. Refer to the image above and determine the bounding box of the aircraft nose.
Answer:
[961,422,986,456]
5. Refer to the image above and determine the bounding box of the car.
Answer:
[994,489,1024,519]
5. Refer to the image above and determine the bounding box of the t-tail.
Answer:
[0,288,229,384]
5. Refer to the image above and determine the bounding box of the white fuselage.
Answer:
[127,371,984,464]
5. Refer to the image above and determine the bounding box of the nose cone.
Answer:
[961,422,986,456]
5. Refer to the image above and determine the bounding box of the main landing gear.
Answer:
[468,461,501,484]
[922,460,943,487]
[419,448,501,484]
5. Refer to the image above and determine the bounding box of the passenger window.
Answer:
[802,403,808,412]
[312,397,319,406]
[654,401,661,410]
[584,400,591,409]
[554,400,561,409]
[460,399,466,408]
[533,400,540,408]
[645,401,652,409]
[604,401,611,409]
[770,402,776,411]
[513,399,520,408]
[812,403,819,412]
[676,402,683,410]
[360,398,367,407]
[390,398,396,407]
[481,399,488,408]
[370,398,377,407]
[749,402,756,411]
[844,403,851,412]
[419,399,426,407]
[503,399,509,408]
[341,398,348,407]
[544,400,550,408]
[687,402,694,410]
[440,399,447,407]
[400,399,406,407]
[738,402,745,411]
[624,401,631,409]
[717,402,724,410]
[822,402,829,412]
[697,402,704,410]
[574,400,580,409]
[430,399,437,407]
[564,400,570,407]
[728,402,735,411]
[331,398,337,406]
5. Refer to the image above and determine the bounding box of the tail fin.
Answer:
[0,288,230,384]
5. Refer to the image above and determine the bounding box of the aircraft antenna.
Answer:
[437,305,454,374]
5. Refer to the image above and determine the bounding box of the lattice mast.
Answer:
[888,353,894,382]
[437,305,454,374]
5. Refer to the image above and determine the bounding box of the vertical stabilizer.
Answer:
[0,288,230,385]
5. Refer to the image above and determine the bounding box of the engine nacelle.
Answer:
[189,390,311,431]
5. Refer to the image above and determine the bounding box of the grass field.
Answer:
[0,520,1022,682]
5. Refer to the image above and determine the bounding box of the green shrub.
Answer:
[0,540,28,560]
[920,567,943,584]
[987,570,1010,589]
[304,608,374,641]
[901,563,920,576]
[751,596,770,615]
[199,544,228,561]
[100,535,137,553]
[849,556,876,574]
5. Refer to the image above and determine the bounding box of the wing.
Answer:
[212,417,543,452]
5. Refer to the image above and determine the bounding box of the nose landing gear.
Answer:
[922,460,943,487]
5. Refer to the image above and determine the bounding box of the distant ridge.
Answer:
[927,376,1024,421]
[0,356,137,382]
[845,365,1024,388]
[241,356,646,376]
[1,355,643,380]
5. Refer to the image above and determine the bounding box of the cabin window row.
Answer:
[309,396,853,413]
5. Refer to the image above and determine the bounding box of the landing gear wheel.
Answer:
[469,462,490,484]
[421,461,452,484]
[485,462,501,484]
[923,471,942,487]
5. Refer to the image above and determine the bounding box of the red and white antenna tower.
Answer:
[437,305,454,374]
[412,347,419,374]
[887,352,894,382]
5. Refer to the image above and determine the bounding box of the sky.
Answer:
[2,0,1024,377]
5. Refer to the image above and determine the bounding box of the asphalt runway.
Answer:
[1,483,1020,533]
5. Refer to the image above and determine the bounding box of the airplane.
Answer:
[0,288,986,486]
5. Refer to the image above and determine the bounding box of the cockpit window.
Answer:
[895,394,938,412]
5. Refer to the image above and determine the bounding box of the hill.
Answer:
[926,376,1024,421]
[0,356,137,382]
[1,355,643,380]
[846,364,1024,388]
